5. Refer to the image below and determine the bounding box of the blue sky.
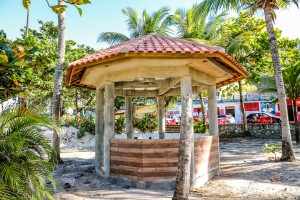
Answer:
[0,0,299,50]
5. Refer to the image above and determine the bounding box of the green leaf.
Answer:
[28,47,38,54]
[9,57,18,64]
[0,31,6,38]
[22,0,31,9]
[2,42,12,51]
[15,62,26,67]
[0,55,8,63]
[77,0,91,5]
[51,5,67,14]
[74,5,83,16]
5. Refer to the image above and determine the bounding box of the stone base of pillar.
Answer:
[189,169,219,189]
[159,133,165,139]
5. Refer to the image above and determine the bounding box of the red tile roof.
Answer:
[68,34,224,68]
[66,34,250,88]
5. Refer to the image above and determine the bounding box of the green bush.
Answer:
[65,116,95,139]
[194,120,208,133]
[0,108,56,200]
[77,116,95,139]
[136,114,158,133]
[115,115,125,133]
[132,116,140,128]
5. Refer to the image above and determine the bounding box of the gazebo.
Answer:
[66,34,250,189]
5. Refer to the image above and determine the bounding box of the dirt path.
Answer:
[193,138,300,199]
[52,138,300,200]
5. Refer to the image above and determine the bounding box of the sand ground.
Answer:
[52,138,300,200]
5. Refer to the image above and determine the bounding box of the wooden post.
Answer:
[95,89,104,174]
[103,81,115,178]
[208,85,218,135]
[158,96,165,139]
[173,76,193,200]
[125,96,133,139]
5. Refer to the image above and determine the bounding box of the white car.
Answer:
[226,114,236,123]
[166,115,180,124]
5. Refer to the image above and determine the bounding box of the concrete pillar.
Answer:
[174,76,194,196]
[95,89,104,174]
[208,85,218,135]
[103,81,115,178]
[208,85,220,175]
[157,96,165,139]
[125,96,133,139]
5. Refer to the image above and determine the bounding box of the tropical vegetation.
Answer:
[0,108,56,200]
[262,61,300,144]
[98,7,171,46]
[0,1,297,199]
[171,6,227,44]
[194,0,297,163]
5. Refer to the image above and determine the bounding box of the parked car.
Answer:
[226,114,236,123]
[166,115,180,125]
[218,115,227,124]
[246,112,281,123]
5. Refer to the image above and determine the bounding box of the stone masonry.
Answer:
[219,123,297,139]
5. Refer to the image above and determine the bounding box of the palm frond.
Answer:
[283,60,300,99]
[151,6,170,34]
[194,0,241,19]
[97,32,130,46]
[203,10,228,40]
[122,7,140,38]
[0,108,56,200]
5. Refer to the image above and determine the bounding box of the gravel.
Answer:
[52,138,300,200]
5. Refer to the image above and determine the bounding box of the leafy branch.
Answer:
[22,0,91,16]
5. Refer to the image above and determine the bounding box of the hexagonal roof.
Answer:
[66,34,250,90]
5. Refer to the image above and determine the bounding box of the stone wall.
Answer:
[219,123,297,139]
[39,126,95,149]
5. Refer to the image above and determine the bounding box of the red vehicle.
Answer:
[166,115,180,125]
[218,115,227,124]
[246,112,281,123]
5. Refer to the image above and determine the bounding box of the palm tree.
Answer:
[171,6,227,44]
[98,7,171,46]
[195,0,297,161]
[0,108,56,200]
[52,0,65,164]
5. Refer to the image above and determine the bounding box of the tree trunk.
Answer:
[199,92,206,131]
[293,99,299,145]
[173,76,193,200]
[238,81,248,133]
[25,8,30,37]
[264,7,295,161]
[75,89,80,120]
[52,0,66,164]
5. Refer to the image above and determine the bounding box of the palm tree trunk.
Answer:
[238,81,248,132]
[263,7,295,161]
[173,77,193,200]
[199,92,206,131]
[18,9,30,112]
[52,0,66,164]
[25,8,30,37]
[293,99,299,145]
